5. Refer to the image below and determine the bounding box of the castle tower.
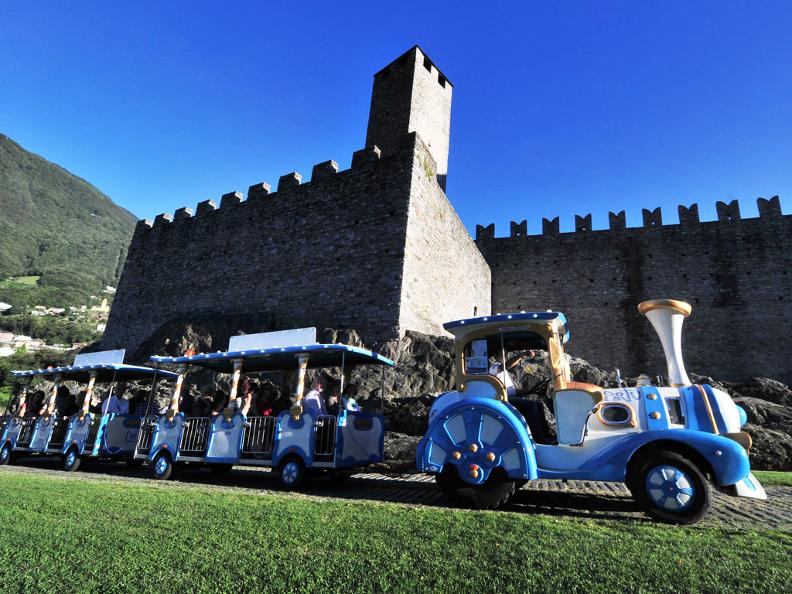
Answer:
[365,46,453,190]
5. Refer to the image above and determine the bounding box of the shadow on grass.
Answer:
[10,455,646,523]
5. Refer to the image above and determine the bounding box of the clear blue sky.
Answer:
[2,1,791,234]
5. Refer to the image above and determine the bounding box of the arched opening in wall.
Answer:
[473,306,478,316]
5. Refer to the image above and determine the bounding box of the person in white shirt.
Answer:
[489,351,532,397]
[303,376,329,416]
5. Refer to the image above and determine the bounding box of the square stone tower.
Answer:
[366,46,453,190]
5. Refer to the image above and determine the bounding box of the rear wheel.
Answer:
[631,450,711,524]
[0,444,12,466]
[151,452,174,480]
[278,456,305,490]
[435,465,516,510]
[62,448,81,472]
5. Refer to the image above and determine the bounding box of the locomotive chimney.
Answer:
[637,299,693,387]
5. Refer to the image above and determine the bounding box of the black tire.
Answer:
[62,448,82,472]
[0,444,12,466]
[435,465,516,510]
[631,450,711,525]
[278,456,306,490]
[210,463,234,475]
[151,452,174,481]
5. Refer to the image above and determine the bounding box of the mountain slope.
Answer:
[0,134,137,307]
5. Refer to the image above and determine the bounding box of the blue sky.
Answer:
[1,1,791,234]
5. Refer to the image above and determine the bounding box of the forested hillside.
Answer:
[0,134,136,307]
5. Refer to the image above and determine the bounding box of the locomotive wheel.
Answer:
[436,465,516,510]
[631,450,711,525]
[151,452,174,480]
[0,444,12,466]
[278,456,306,490]
[62,448,82,472]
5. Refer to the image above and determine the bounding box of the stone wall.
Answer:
[476,197,792,383]
[399,136,491,336]
[104,143,413,357]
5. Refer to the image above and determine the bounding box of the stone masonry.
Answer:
[103,47,490,358]
[104,46,791,384]
[476,198,792,383]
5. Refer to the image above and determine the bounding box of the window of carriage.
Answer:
[463,331,547,375]
[597,403,635,427]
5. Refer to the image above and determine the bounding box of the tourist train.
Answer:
[0,299,766,524]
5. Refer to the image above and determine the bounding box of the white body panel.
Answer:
[228,327,316,351]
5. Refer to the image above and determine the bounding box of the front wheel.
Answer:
[631,451,711,525]
[278,456,306,490]
[435,465,516,510]
[0,444,12,466]
[63,448,82,472]
[151,453,174,480]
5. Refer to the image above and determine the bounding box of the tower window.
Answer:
[423,56,432,72]
[438,74,447,88]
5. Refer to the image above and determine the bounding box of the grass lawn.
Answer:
[755,470,792,487]
[0,275,40,288]
[0,471,789,593]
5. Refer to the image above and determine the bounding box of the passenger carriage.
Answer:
[143,328,392,487]
[1,350,177,471]
[416,299,767,524]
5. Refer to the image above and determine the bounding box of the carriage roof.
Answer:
[11,363,179,382]
[150,343,394,373]
[443,311,570,345]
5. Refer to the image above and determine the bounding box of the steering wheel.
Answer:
[525,377,551,396]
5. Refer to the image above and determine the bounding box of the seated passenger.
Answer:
[303,375,328,416]
[101,388,129,415]
[194,388,215,417]
[489,350,532,398]
[255,385,275,417]
[342,383,361,412]
[210,390,229,416]
[54,385,77,418]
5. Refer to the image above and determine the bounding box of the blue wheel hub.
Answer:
[645,465,695,511]
[155,456,169,476]
[282,462,299,484]
[1,447,8,462]
[66,451,76,467]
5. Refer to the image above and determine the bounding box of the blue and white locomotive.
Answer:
[417,299,766,524]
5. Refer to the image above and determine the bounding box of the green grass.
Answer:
[755,470,792,487]
[0,386,10,411]
[0,275,40,288]
[0,471,789,593]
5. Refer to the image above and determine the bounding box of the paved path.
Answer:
[3,458,790,530]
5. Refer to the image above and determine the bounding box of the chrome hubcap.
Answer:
[646,465,695,511]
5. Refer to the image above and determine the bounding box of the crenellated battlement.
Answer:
[138,144,389,231]
[475,196,787,240]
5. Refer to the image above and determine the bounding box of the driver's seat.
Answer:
[552,388,603,446]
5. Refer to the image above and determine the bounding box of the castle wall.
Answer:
[104,144,415,357]
[476,198,792,383]
[399,136,491,336]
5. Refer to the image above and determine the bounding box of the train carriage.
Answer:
[2,350,177,470]
[144,327,393,487]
